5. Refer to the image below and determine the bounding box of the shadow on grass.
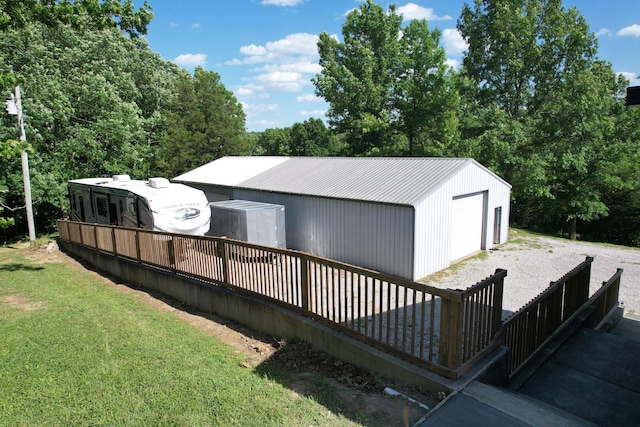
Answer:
[0,263,45,272]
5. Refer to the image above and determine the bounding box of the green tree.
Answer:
[395,19,459,156]
[153,67,249,177]
[458,0,636,238]
[0,23,176,237]
[289,118,341,156]
[313,0,403,155]
[0,0,152,37]
[0,0,153,237]
[254,119,343,157]
[255,127,291,156]
[313,0,459,157]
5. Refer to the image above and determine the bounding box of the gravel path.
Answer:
[422,231,640,317]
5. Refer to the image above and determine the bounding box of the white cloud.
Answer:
[240,44,268,56]
[617,24,640,37]
[299,109,326,117]
[255,71,307,92]
[595,28,611,37]
[235,84,270,99]
[297,94,321,102]
[265,33,319,57]
[169,22,179,28]
[173,53,207,67]
[231,33,319,66]
[445,58,460,69]
[442,29,468,56]
[396,3,452,21]
[236,87,255,97]
[261,0,305,6]
[228,33,320,93]
[242,103,280,117]
[191,23,201,29]
[258,62,322,74]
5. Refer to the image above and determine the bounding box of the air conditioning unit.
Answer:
[112,174,131,182]
[148,177,170,188]
[208,200,286,248]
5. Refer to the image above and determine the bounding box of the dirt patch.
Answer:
[23,241,66,264]
[27,244,438,426]
[0,294,45,311]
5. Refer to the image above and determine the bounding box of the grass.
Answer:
[507,227,640,252]
[421,250,489,282]
[0,246,361,427]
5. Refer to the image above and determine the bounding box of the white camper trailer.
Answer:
[67,175,211,235]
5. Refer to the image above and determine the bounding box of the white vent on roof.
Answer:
[112,174,131,182]
[149,177,170,188]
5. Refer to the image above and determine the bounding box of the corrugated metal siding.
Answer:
[181,159,511,281]
[413,163,511,280]
[232,189,415,279]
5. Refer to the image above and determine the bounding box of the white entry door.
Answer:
[451,193,484,261]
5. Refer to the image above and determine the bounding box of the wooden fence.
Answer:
[502,257,623,378]
[57,220,505,379]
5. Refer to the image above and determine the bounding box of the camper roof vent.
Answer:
[149,177,170,189]
[112,174,131,182]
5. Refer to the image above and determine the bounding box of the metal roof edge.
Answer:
[406,158,471,206]
[468,158,512,189]
[232,185,415,208]
[409,158,511,207]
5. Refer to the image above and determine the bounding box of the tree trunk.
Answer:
[568,217,577,240]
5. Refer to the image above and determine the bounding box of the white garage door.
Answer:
[451,194,484,261]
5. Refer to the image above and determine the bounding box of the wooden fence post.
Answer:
[491,269,506,337]
[300,256,310,311]
[111,227,117,256]
[219,239,230,285]
[168,236,176,271]
[439,293,463,370]
[135,230,141,263]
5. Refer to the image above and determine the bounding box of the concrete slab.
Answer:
[518,328,640,426]
[547,328,640,392]
[416,380,598,427]
[609,313,640,343]
[417,392,532,427]
[462,381,598,427]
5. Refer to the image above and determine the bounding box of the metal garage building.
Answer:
[174,156,511,281]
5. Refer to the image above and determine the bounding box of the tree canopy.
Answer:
[0,0,638,247]
[313,0,458,156]
[255,118,341,157]
[0,5,247,240]
[458,0,636,237]
[153,67,249,178]
[0,0,152,36]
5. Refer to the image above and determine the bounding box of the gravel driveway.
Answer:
[421,231,640,317]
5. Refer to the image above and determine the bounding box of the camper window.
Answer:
[96,197,108,217]
[127,198,137,216]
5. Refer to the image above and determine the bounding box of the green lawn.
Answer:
[0,245,360,426]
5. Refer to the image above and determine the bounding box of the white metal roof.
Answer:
[174,156,289,186]
[173,156,511,206]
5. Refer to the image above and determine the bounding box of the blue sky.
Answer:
[137,0,640,132]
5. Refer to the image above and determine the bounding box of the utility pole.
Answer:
[7,86,36,242]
